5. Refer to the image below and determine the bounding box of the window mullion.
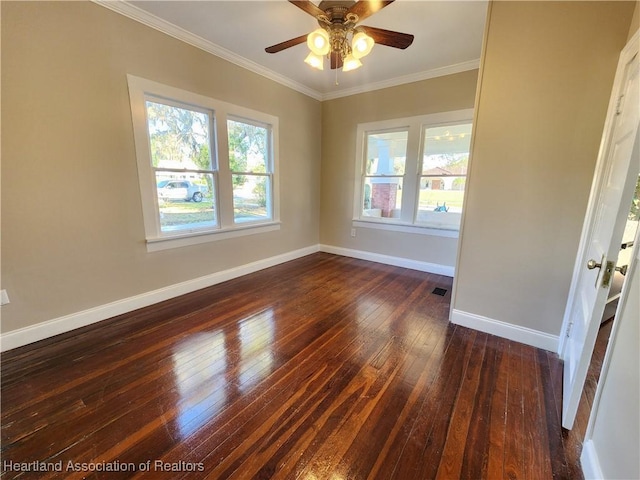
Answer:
[216,111,235,228]
[401,123,421,224]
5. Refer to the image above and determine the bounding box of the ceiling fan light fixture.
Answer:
[304,52,324,70]
[265,1,414,77]
[342,53,362,72]
[307,28,330,56]
[351,30,374,59]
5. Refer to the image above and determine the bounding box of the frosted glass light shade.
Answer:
[351,31,374,59]
[342,54,362,72]
[307,29,330,56]
[304,52,324,70]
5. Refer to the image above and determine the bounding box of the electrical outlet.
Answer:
[0,290,9,306]
[351,228,356,237]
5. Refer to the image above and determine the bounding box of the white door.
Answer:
[561,36,640,430]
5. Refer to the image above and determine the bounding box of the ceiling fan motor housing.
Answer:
[318,3,358,26]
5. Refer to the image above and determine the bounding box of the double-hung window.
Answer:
[354,109,473,234]
[362,129,408,219]
[227,117,273,224]
[145,98,218,233]
[128,75,279,251]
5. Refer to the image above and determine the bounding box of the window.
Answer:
[354,109,473,234]
[228,118,273,224]
[128,75,279,251]
[417,123,472,226]
[363,129,408,219]
[146,99,218,234]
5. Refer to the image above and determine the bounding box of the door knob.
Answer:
[587,256,614,287]
[616,264,628,276]
[587,259,602,270]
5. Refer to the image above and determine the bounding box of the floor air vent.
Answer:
[432,287,448,296]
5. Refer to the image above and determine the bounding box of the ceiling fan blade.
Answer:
[348,1,395,22]
[360,26,414,49]
[265,34,308,54]
[330,51,343,70]
[288,0,325,19]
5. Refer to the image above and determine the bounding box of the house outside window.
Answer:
[417,122,472,226]
[363,129,408,219]
[354,109,473,234]
[127,75,279,251]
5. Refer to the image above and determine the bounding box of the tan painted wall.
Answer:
[629,1,639,41]
[453,1,635,336]
[1,2,322,333]
[320,70,479,266]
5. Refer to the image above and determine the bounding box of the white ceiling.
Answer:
[99,0,487,100]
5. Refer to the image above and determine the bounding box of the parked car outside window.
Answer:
[157,180,207,202]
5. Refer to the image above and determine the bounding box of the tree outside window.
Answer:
[228,118,273,223]
[145,99,217,233]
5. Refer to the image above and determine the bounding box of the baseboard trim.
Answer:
[580,440,604,480]
[320,244,455,277]
[450,309,559,352]
[0,245,320,352]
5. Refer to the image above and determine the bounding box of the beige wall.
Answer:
[629,1,640,40]
[452,1,635,336]
[1,1,321,333]
[320,70,479,266]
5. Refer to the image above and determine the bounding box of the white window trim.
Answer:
[127,75,280,251]
[227,115,276,225]
[353,109,473,234]
[352,219,460,238]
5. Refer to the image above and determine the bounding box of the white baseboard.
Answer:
[450,309,559,352]
[320,244,455,277]
[580,440,604,480]
[0,245,319,352]
[3,247,559,354]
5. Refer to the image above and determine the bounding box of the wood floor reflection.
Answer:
[1,253,582,479]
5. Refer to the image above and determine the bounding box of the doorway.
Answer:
[559,33,640,429]
[601,176,640,322]
[566,179,639,458]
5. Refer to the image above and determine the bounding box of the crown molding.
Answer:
[320,59,481,101]
[93,0,480,102]
[93,0,324,101]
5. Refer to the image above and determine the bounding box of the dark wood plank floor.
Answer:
[1,253,597,479]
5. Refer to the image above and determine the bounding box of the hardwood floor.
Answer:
[1,253,590,479]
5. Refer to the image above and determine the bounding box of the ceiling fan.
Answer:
[265,0,414,72]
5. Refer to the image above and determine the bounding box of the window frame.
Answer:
[362,127,410,221]
[145,95,220,234]
[127,75,280,252]
[353,109,473,236]
[227,115,275,225]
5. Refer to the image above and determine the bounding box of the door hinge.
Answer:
[616,94,625,115]
[565,322,573,338]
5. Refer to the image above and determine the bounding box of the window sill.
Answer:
[352,219,459,238]
[146,221,281,252]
